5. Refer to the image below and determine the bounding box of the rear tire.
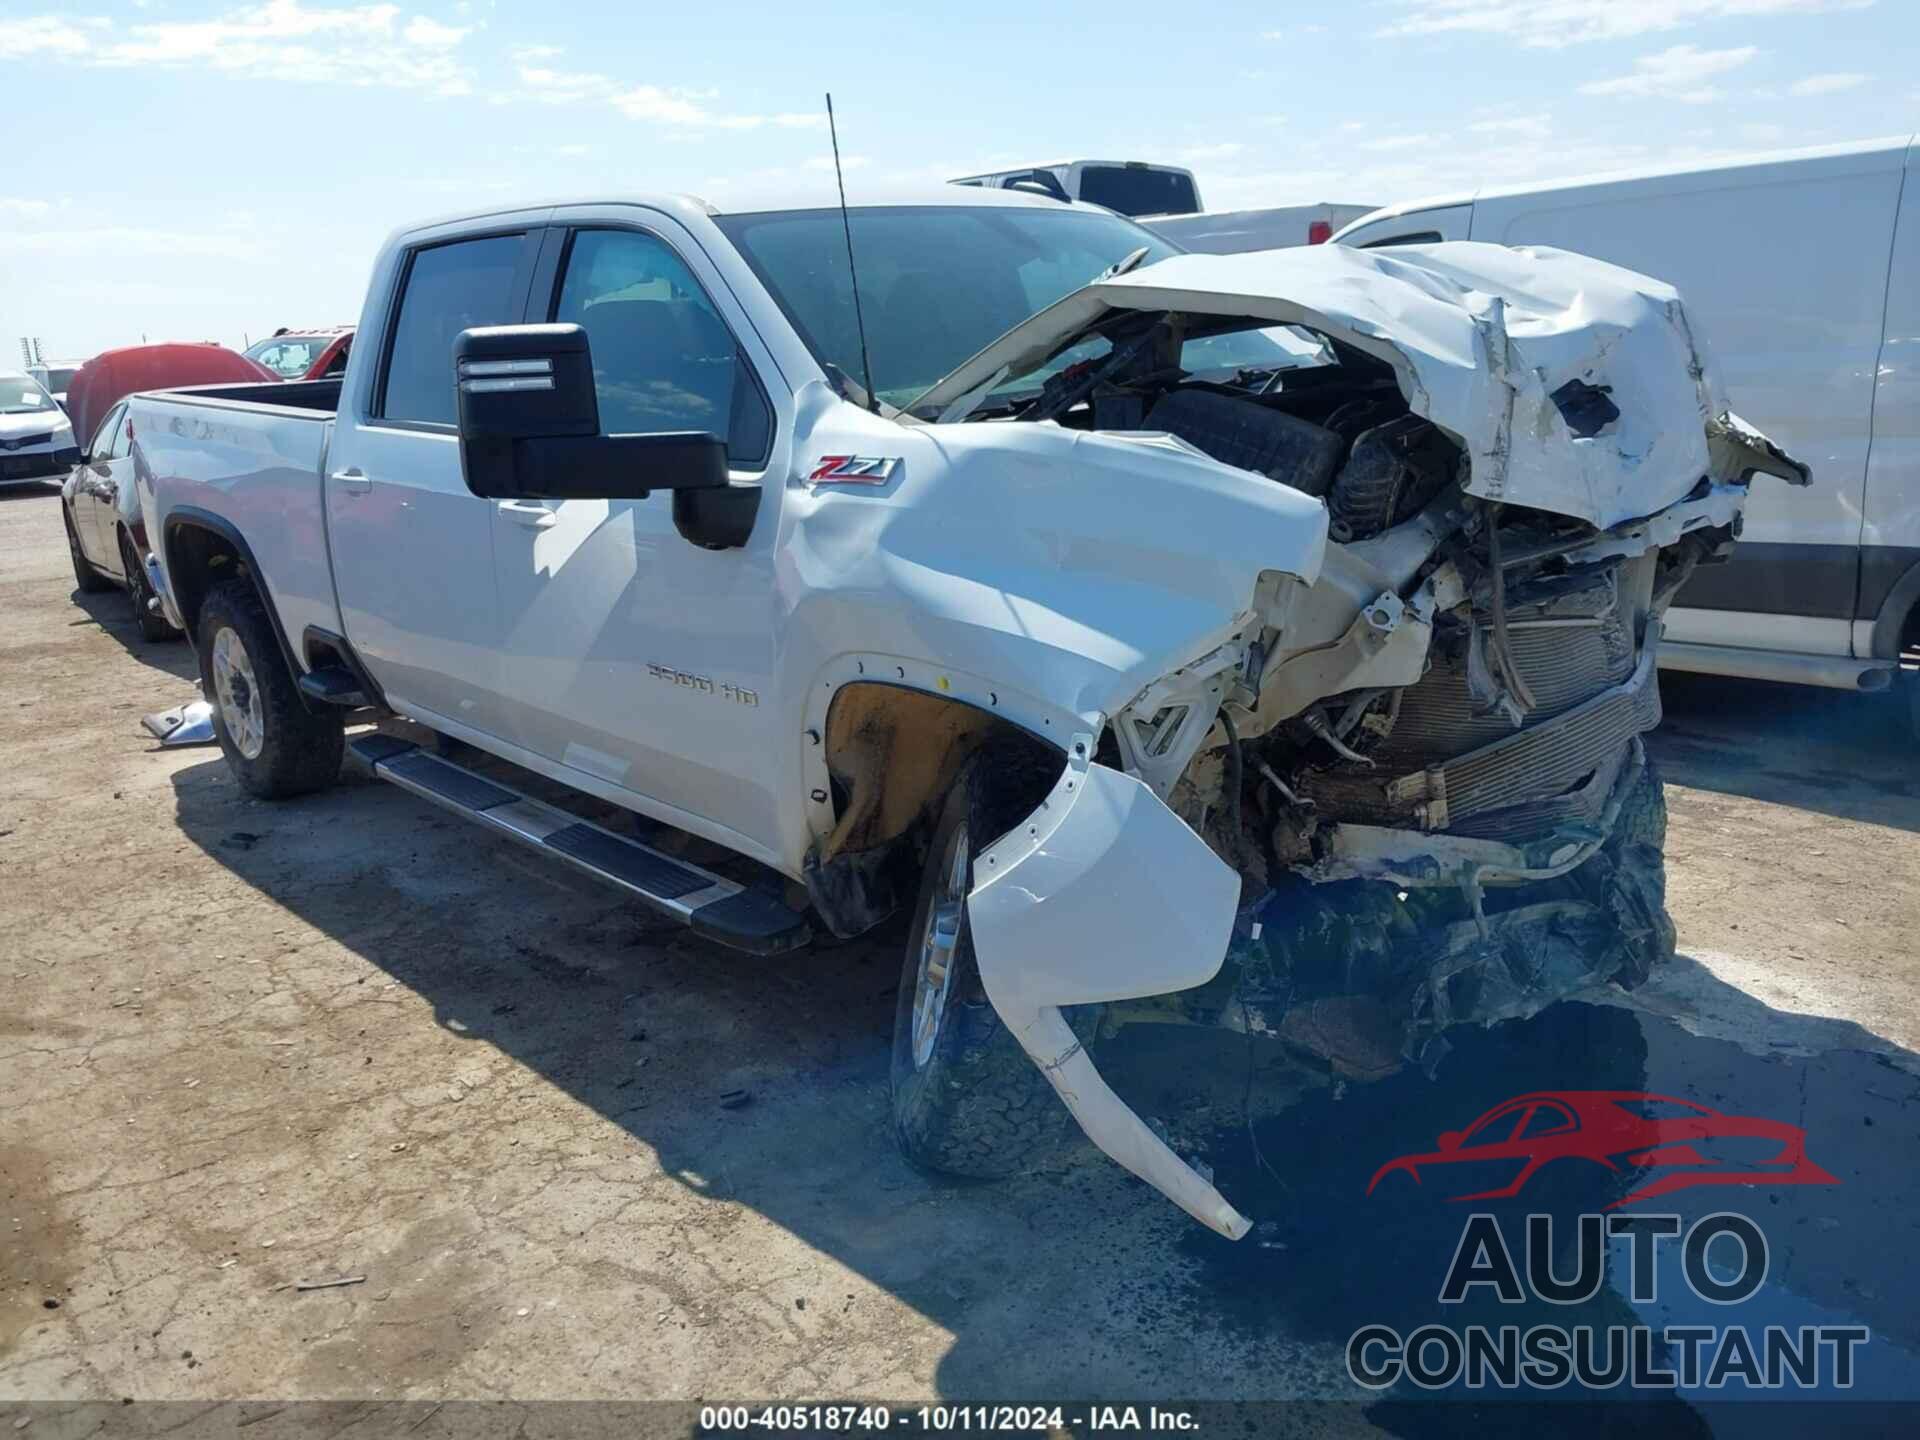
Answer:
[889,747,1095,1179]
[121,532,178,643]
[65,508,113,594]
[196,579,343,800]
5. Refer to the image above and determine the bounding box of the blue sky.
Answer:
[2,0,1915,359]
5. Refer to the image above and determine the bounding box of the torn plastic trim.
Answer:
[1707,410,1811,487]
[1555,482,1749,568]
[966,733,1252,1239]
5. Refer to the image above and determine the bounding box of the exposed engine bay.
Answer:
[916,241,1806,1237]
[984,306,1756,1074]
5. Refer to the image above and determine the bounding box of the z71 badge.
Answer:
[807,455,900,485]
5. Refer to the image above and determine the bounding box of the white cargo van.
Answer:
[1337,136,1920,704]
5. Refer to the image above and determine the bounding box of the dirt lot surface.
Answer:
[4,482,1919,1418]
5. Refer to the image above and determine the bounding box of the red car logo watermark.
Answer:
[1367,1090,1838,1208]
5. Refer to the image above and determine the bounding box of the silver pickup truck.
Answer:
[132,187,1802,1235]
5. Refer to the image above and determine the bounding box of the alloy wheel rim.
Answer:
[210,626,265,760]
[910,822,969,1069]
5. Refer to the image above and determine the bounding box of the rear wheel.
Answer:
[64,508,112,593]
[889,748,1095,1179]
[196,579,343,800]
[121,532,178,643]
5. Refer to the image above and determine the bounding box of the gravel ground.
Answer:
[3,481,1917,1414]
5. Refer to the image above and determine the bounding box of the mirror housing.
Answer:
[454,324,729,501]
[1437,1130,1462,1152]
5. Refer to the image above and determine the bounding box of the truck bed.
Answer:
[133,382,342,662]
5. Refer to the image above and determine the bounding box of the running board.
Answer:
[348,735,811,955]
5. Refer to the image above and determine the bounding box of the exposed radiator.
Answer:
[1298,565,1656,836]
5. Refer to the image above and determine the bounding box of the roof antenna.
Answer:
[826,92,879,414]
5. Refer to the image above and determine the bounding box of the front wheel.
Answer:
[121,532,178,643]
[196,579,343,799]
[889,748,1094,1179]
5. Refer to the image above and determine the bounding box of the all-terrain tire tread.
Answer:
[196,579,344,800]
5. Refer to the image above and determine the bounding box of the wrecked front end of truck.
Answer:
[920,242,1807,1236]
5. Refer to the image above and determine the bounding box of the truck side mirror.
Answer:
[454,323,728,502]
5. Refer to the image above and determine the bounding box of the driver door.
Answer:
[486,214,787,853]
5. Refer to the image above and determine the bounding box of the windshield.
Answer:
[39,367,78,395]
[244,335,331,378]
[1,371,60,417]
[715,206,1182,410]
[1078,166,1199,217]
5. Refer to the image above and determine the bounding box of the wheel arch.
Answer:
[1869,553,1920,660]
[162,507,303,682]
[801,671,1069,938]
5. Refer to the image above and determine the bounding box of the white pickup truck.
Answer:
[135,187,1801,1238]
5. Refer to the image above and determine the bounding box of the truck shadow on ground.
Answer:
[1651,671,1915,832]
[63,581,196,686]
[165,745,1920,1426]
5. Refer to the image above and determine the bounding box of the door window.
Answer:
[380,234,528,427]
[549,228,771,466]
[92,405,126,460]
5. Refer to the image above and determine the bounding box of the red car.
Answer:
[1367,1090,1837,1208]
[242,327,353,382]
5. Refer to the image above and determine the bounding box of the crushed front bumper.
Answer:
[966,735,1252,1239]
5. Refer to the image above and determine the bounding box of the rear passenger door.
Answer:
[326,221,545,736]
[486,214,788,856]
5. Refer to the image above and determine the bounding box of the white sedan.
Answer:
[0,370,78,489]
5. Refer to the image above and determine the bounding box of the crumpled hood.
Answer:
[0,410,72,444]
[914,241,1807,530]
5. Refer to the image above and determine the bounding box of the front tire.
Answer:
[889,748,1093,1180]
[196,579,343,799]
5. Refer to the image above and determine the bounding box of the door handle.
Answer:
[497,498,557,530]
[331,468,371,494]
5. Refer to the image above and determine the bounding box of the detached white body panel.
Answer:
[968,747,1248,1238]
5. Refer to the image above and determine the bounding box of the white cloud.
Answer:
[0,198,54,218]
[403,16,469,48]
[503,54,822,131]
[0,15,105,58]
[1580,43,1759,102]
[1788,71,1867,94]
[1381,0,1873,48]
[0,3,477,96]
